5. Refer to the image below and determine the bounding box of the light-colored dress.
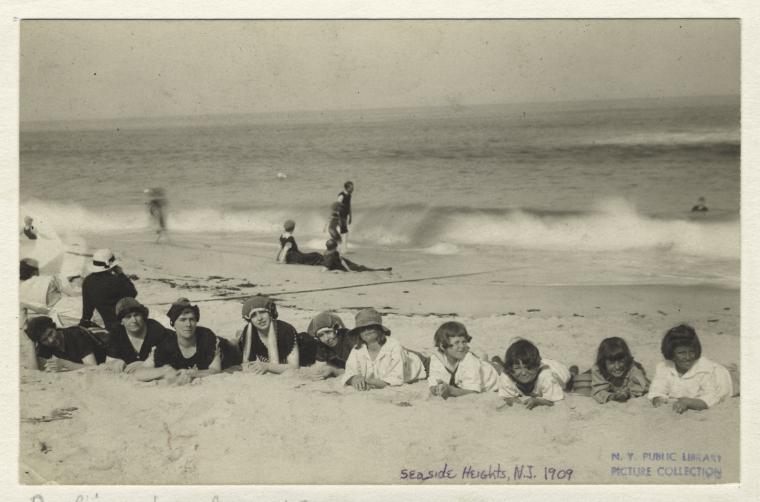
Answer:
[497,358,570,402]
[341,336,426,386]
[427,351,498,393]
[646,357,733,408]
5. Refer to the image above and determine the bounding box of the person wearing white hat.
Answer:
[79,249,137,332]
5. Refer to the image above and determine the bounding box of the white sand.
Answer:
[19,232,740,484]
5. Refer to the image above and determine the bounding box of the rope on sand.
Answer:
[150,268,504,306]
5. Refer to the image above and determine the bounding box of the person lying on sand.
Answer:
[22,316,113,372]
[590,337,649,404]
[298,311,358,380]
[276,219,324,266]
[428,321,498,399]
[648,324,738,413]
[234,295,301,374]
[136,298,229,384]
[341,308,426,390]
[322,239,392,273]
[104,297,172,374]
[495,338,571,409]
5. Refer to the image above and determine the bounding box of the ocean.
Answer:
[20,96,740,287]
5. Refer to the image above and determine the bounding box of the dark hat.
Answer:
[325,239,338,250]
[25,316,56,343]
[283,219,296,232]
[242,295,278,320]
[347,308,390,337]
[166,297,200,326]
[115,297,149,321]
[306,311,345,337]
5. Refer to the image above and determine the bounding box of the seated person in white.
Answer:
[341,308,426,390]
[428,321,498,398]
[648,324,736,413]
[496,338,571,409]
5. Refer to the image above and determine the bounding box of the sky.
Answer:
[20,19,739,122]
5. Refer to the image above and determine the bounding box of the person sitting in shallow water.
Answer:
[276,219,324,266]
[691,196,708,212]
[322,239,391,273]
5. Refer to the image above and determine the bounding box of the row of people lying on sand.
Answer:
[277,219,391,272]
[21,295,738,413]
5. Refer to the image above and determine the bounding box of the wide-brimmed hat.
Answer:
[166,297,200,326]
[25,316,56,343]
[347,308,390,337]
[90,248,118,272]
[306,311,345,337]
[115,297,149,321]
[242,295,278,320]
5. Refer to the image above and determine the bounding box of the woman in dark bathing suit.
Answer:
[276,220,324,266]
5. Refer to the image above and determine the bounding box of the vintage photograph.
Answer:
[18,20,740,485]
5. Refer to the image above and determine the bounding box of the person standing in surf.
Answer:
[145,187,169,243]
[337,181,354,253]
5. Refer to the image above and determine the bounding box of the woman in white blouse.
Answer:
[341,308,426,390]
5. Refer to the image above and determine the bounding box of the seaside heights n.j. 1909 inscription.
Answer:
[399,463,573,482]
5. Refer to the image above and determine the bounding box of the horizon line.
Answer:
[20,93,739,130]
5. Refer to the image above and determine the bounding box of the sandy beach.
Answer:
[19,231,740,485]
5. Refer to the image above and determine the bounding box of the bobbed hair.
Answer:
[434,321,472,350]
[595,337,634,379]
[504,338,541,372]
[661,324,701,361]
[344,180,354,189]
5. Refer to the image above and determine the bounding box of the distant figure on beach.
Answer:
[137,298,228,384]
[235,295,301,374]
[322,239,391,273]
[325,201,343,244]
[20,216,44,240]
[495,339,571,409]
[648,324,738,413]
[19,258,64,327]
[299,311,358,380]
[80,249,138,332]
[337,181,354,253]
[691,196,708,212]
[144,187,169,242]
[276,219,324,266]
[23,315,108,372]
[428,322,498,399]
[104,297,172,374]
[341,308,426,390]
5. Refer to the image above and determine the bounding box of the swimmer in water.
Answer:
[691,196,708,212]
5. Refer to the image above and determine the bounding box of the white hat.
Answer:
[90,248,117,272]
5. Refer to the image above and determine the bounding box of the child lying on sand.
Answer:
[648,324,737,413]
[342,308,426,390]
[590,337,650,404]
[428,321,498,399]
[496,339,571,409]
